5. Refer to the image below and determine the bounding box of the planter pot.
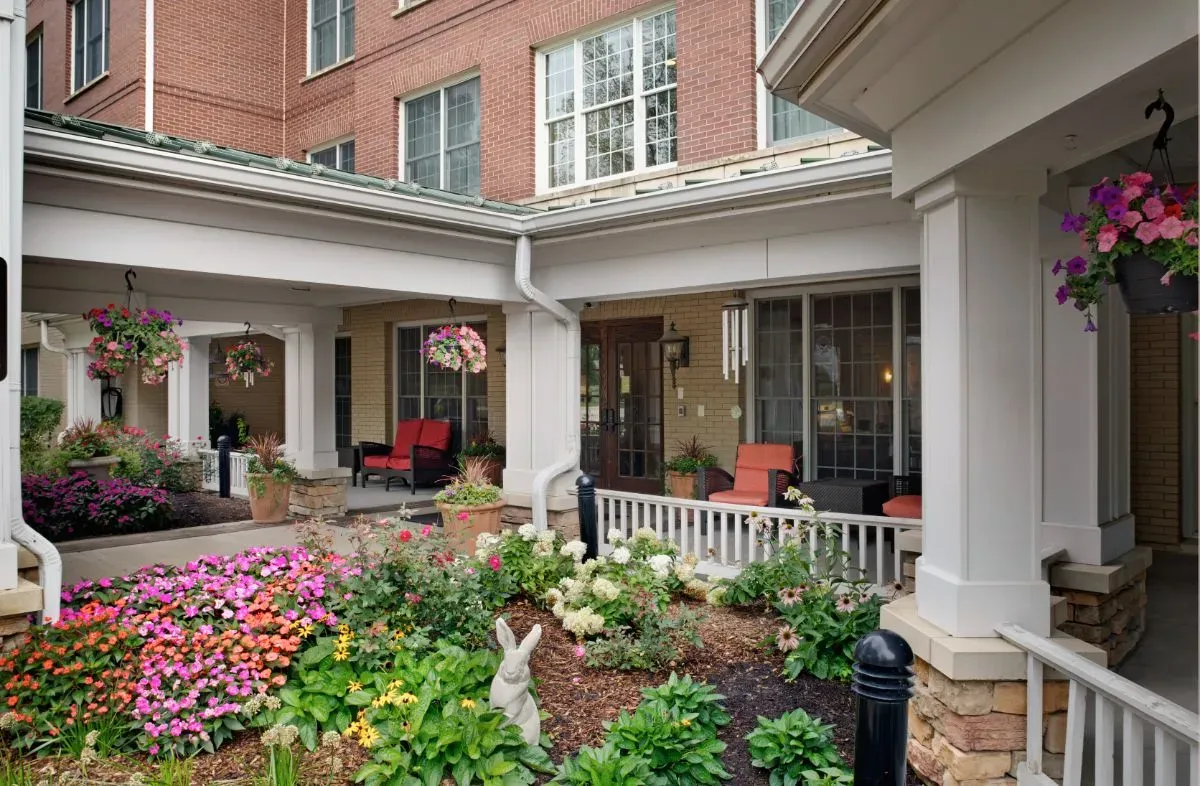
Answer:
[666,470,697,500]
[248,474,292,524]
[1115,254,1199,315]
[67,455,121,481]
[437,500,505,556]
[462,456,504,487]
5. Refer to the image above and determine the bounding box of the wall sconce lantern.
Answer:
[101,380,123,421]
[495,343,506,363]
[658,321,690,388]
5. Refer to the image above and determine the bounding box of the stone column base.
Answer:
[290,468,351,518]
[1049,546,1152,667]
[501,505,580,541]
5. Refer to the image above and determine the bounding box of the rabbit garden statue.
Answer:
[489,617,542,745]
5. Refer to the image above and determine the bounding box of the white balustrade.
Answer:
[197,448,251,499]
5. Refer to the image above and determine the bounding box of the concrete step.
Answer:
[0,578,43,618]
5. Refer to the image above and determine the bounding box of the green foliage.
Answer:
[584,605,704,672]
[245,433,298,495]
[478,529,576,600]
[435,457,503,507]
[663,437,718,475]
[19,396,64,474]
[604,704,730,786]
[552,744,656,785]
[149,754,195,786]
[638,673,730,735]
[777,584,882,683]
[712,541,816,607]
[459,431,505,461]
[745,708,851,786]
[0,757,33,786]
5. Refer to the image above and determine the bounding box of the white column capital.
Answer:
[914,166,1048,213]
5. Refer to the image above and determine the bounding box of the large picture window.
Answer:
[539,7,677,190]
[752,284,920,481]
[71,0,108,92]
[404,77,481,195]
[395,322,488,449]
[26,34,42,109]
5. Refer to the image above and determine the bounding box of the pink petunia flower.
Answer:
[1157,215,1185,240]
[1134,221,1161,245]
[1096,224,1120,252]
[1187,231,1198,247]
[1142,196,1165,220]
[1123,172,1154,188]
[1161,271,1174,286]
[1122,185,1144,202]
[1120,210,1143,229]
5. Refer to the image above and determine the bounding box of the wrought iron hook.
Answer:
[1143,89,1176,183]
[448,297,457,320]
[244,321,252,336]
[124,268,137,292]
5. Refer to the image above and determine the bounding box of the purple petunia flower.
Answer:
[1055,285,1069,305]
[1052,259,1065,275]
[1093,184,1124,208]
[1060,213,1087,233]
[1066,256,1087,276]
[1084,318,1097,333]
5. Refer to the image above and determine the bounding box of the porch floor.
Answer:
[347,482,438,513]
[1117,549,1198,712]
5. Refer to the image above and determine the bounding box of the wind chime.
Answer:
[721,293,749,383]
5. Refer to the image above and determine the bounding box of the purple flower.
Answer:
[1066,256,1087,276]
[1051,259,1065,276]
[1093,184,1124,207]
[1084,318,1097,333]
[1060,213,1087,233]
[1105,203,1126,221]
[1055,285,1069,305]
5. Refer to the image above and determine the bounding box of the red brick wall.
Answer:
[1129,315,1182,546]
[28,0,147,127]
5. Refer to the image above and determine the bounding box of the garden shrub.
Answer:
[18,396,64,474]
[637,672,730,736]
[107,425,189,492]
[474,526,577,600]
[21,473,173,541]
[552,743,656,785]
[601,683,731,785]
[745,708,852,786]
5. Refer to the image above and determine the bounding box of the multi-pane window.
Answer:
[26,34,42,109]
[71,0,108,92]
[311,0,354,73]
[753,286,919,482]
[541,7,677,189]
[404,77,481,195]
[334,337,352,449]
[20,348,38,397]
[764,0,840,145]
[309,139,356,172]
[395,322,488,449]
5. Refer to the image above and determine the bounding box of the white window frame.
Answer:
[534,4,678,194]
[308,137,356,172]
[26,32,42,109]
[391,318,489,435]
[308,0,354,75]
[70,0,108,94]
[744,276,919,481]
[755,0,840,149]
[398,72,482,194]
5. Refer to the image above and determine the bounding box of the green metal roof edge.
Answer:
[23,108,540,216]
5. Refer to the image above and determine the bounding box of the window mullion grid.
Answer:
[801,294,813,482]
[103,0,109,72]
[632,16,646,173]
[438,86,447,190]
[573,41,585,187]
[418,326,427,418]
[892,286,904,478]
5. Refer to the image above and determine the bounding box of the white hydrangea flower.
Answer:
[648,554,674,577]
[533,539,554,557]
[545,588,564,606]
[560,577,585,603]
[562,606,606,637]
[607,528,624,544]
[682,552,698,567]
[537,529,557,544]
[561,540,587,562]
[684,579,712,601]
[475,532,502,556]
[674,562,695,582]
[518,523,538,541]
[610,547,631,565]
[707,586,727,605]
[633,527,658,542]
[551,601,566,619]
[590,577,621,602]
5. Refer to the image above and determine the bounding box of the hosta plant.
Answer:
[638,673,730,736]
[552,744,656,785]
[604,704,731,786]
[745,708,851,786]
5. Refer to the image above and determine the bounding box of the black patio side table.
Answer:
[793,478,891,515]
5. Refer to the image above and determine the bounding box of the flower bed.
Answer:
[21,473,173,541]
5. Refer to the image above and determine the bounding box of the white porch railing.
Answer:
[197,448,251,499]
[592,489,920,586]
[997,623,1199,786]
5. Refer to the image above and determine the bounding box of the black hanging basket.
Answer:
[1114,254,1199,315]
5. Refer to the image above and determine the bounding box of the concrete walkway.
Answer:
[60,521,359,586]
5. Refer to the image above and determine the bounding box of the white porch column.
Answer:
[502,303,579,510]
[283,323,337,471]
[913,167,1051,638]
[57,322,102,427]
[167,335,210,446]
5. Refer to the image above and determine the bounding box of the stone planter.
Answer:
[1115,253,1199,315]
[66,455,121,481]
[437,500,505,556]
[248,474,292,524]
[666,470,697,500]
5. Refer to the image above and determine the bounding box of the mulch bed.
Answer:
[168,490,252,527]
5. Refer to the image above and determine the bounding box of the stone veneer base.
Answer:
[289,468,352,518]
[501,505,580,542]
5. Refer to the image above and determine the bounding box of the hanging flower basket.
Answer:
[423,324,487,374]
[1054,172,1198,330]
[225,340,274,387]
[84,305,187,385]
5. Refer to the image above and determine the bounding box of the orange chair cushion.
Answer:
[418,420,452,453]
[385,457,411,471]
[709,490,769,507]
[883,495,922,519]
[390,419,424,459]
[731,443,794,495]
[362,455,390,469]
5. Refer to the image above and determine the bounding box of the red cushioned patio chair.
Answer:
[359,418,455,493]
[696,443,796,508]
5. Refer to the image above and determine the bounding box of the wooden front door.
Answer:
[580,319,664,493]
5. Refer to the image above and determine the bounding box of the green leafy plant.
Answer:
[459,431,505,461]
[0,756,33,786]
[434,457,502,508]
[19,396,64,474]
[475,528,577,600]
[253,725,301,786]
[775,582,882,683]
[604,704,731,785]
[664,436,718,475]
[552,743,656,785]
[585,605,704,672]
[245,433,297,496]
[638,673,730,735]
[150,754,195,786]
[55,419,113,464]
[745,708,851,786]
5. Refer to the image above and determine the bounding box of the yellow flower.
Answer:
[370,695,388,709]
[680,718,692,727]
[338,624,351,635]
[398,692,418,705]
[347,681,363,693]
[388,679,405,691]
[393,630,406,640]
[298,624,315,639]
[356,724,381,748]
[459,698,477,710]
[333,649,349,662]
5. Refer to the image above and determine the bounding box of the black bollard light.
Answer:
[217,435,231,499]
[575,473,599,560]
[852,628,915,786]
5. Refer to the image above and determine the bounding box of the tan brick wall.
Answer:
[210,335,287,440]
[20,318,68,432]
[1129,315,1182,545]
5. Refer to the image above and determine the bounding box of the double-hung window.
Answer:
[26,34,42,109]
[20,348,38,397]
[71,0,108,93]
[403,77,481,195]
[395,322,488,449]
[762,0,839,145]
[311,0,354,73]
[309,139,356,172]
[540,7,677,190]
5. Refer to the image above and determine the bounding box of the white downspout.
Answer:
[144,0,154,129]
[4,0,61,621]
[39,320,65,358]
[513,235,580,530]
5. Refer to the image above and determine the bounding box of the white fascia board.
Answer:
[757,0,872,94]
[524,151,894,236]
[24,128,525,238]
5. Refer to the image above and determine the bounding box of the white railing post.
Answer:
[1026,655,1044,777]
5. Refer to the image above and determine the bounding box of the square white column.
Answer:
[167,335,210,446]
[283,323,338,471]
[57,322,103,427]
[914,167,1052,638]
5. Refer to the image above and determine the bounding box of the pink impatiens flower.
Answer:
[573,644,586,659]
[1142,196,1165,220]
[1134,221,1161,245]
[1096,224,1120,252]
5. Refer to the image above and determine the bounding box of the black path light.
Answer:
[852,628,915,786]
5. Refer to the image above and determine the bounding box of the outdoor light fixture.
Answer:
[721,294,749,383]
[101,380,123,421]
[496,343,506,363]
[658,321,689,388]
[883,367,893,384]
